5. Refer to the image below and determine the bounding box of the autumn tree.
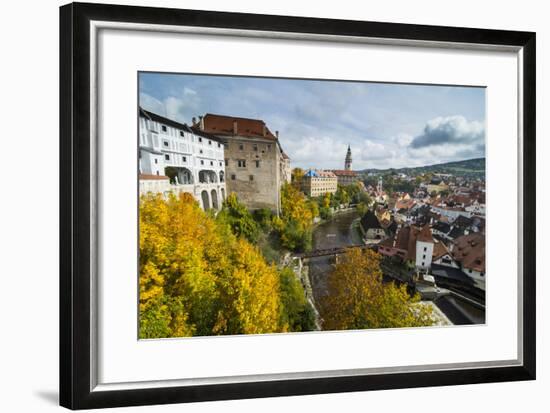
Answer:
[277,183,315,252]
[139,192,285,338]
[291,167,305,189]
[320,248,434,330]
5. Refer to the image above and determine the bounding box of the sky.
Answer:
[139,73,486,170]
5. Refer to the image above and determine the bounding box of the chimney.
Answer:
[233,120,238,135]
[275,130,279,139]
[199,116,204,131]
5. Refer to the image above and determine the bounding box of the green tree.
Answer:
[279,268,316,332]
[216,192,259,242]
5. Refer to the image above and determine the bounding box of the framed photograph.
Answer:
[60,2,536,409]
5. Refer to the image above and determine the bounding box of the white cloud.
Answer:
[394,133,413,147]
[139,92,165,116]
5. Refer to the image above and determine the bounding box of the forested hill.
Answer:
[359,158,485,178]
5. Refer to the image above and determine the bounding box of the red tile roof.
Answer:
[417,224,434,243]
[452,232,485,272]
[432,241,450,261]
[385,224,434,261]
[200,113,278,141]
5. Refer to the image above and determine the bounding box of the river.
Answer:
[308,210,486,325]
[308,210,362,304]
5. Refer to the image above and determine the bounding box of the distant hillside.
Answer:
[359,158,485,178]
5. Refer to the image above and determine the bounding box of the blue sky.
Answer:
[139,73,486,170]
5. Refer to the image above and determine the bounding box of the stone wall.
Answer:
[223,136,281,212]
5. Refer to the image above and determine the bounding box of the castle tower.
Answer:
[377,176,383,193]
[345,145,352,171]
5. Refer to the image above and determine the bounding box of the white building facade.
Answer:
[139,108,226,210]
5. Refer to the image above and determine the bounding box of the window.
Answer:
[267,144,271,151]
[156,171,159,176]
[421,262,425,267]
[249,175,254,181]
[239,143,244,150]
[255,160,260,168]
[208,140,212,145]
[180,131,184,137]
[224,159,228,166]
[219,162,223,167]
[231,174,236,180]
[218,143,221,148]
[210,161,214,166]
[198,137,202,142]
[154,159,158,164]
[200,160,204,165]
[161,125,167,132]
[164,154,170,161]
[423,254,426,259]
[200,149,203,154]
[182,156,186,162]
[237,160,246,168]
[253,144,258,151]
[163,140,169,147]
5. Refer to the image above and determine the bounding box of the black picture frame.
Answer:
[60,2,536,410]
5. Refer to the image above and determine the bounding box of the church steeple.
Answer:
[345,145,352,171]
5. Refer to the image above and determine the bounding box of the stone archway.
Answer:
[201,190,210,210]
[199,170,217,184]
[211,189,219,210]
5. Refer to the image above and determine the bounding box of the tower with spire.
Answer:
[344,145,352,171]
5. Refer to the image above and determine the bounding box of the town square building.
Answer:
[301,170,338,197]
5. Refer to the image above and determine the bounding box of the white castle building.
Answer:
[139,108,226,210]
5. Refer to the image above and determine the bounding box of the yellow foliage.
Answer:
[139,192,284,338]
[321,248,434,330]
